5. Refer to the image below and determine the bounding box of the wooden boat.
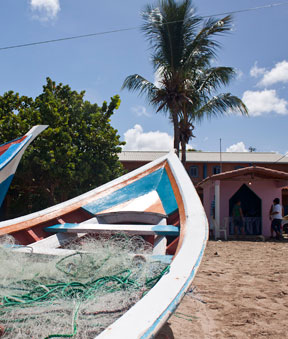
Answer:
[0,125,48,208]
[0,151,208,338]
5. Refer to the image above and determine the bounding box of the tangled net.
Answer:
[0,234,169,338]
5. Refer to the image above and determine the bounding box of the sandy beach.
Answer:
[165,240,288,338]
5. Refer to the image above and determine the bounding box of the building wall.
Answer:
[121,161,147,172]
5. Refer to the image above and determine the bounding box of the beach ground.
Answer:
[164,240,288,338]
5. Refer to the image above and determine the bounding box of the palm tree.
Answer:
[122,0,247,159]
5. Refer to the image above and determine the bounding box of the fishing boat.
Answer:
[0,125,48,208]
[0,151,208,338]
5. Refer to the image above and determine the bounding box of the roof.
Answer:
[197,166,288,188]
[118,151,288,164]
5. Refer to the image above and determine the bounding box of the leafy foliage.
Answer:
[0,78,125,218]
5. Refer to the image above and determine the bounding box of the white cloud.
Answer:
[226,142,248,152]
[242,89,288,116]
[30,0,60,21]
[250,62,266,78]
[131,106,151,117]
[251,60,288,87]
[123,124,173,151]
[259,61,288,87]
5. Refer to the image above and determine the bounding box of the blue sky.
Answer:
[1,0,288,155]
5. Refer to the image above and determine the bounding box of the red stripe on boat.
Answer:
[0,136,27,156]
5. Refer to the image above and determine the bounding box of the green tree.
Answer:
[0,78,125,218]
[0,91,35,140]
[122,0,247,162]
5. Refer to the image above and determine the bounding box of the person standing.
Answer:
[232,200,245,235]
[269,198,283,239]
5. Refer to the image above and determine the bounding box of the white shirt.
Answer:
[272,204,282,219]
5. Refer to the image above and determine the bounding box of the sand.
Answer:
[165,240,288,339]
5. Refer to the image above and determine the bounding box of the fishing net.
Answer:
[0,234,169,338]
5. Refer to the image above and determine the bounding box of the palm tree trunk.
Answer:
[181,139,186,166]
[171,112,180,156]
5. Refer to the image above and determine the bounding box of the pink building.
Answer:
[197,166,288,238]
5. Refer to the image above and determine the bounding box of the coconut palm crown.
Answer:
[122,0,248,162]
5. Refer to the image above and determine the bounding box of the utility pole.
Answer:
[220,138,222,173]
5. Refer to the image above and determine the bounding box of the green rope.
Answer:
[44,302,81,339]
[173,311,198,321]
[145,265,170,290]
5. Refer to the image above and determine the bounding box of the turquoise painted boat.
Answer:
[0,125,47,208]
[0,151,208,338]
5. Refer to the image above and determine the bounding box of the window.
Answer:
[189,165,199,178]
[213,166,221,175]
[203,163,207,179]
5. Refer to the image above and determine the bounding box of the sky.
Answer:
[1,0,288,155]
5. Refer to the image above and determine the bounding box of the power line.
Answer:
[202,1,288,18]
[273,152,288,163]
[0,27,138,51]
[1,1,288,51]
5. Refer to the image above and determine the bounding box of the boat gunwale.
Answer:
[0,134,32,171]
[0,125,48,209]
[0,126,47,171]
[96,152,208,338]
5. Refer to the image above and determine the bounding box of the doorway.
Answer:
[229,184,262,235]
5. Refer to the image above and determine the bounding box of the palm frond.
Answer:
[193,93,248,122]
[183,15,233,70]
[197,67,236,93]
[142,0,201,70]
[122,74,157,100]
